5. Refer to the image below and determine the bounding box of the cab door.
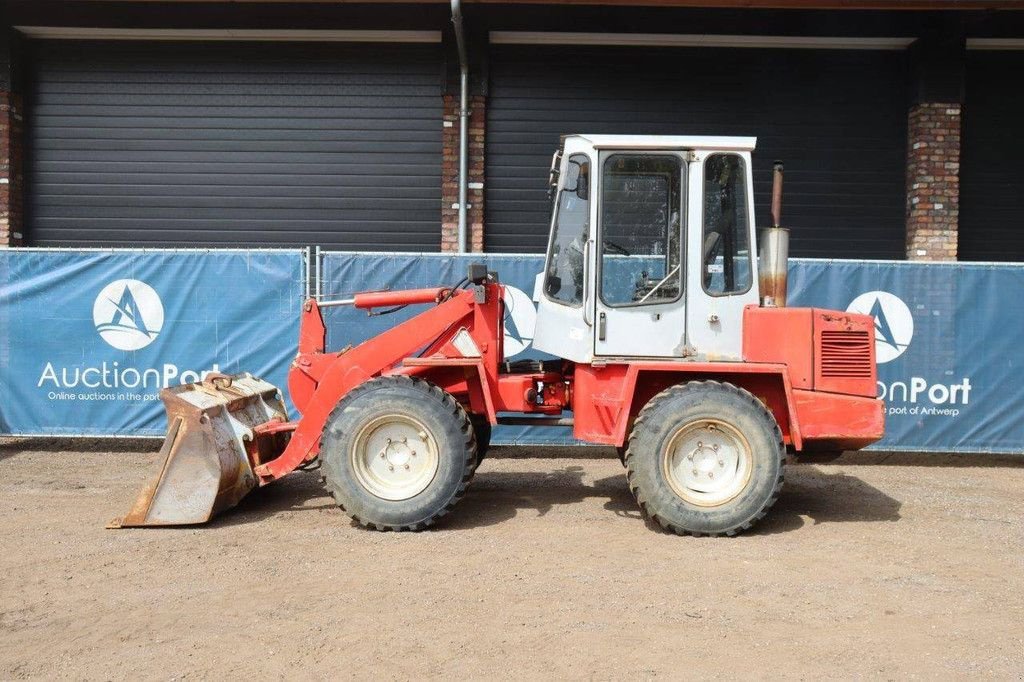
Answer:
[684,151,760,360]
[593,152,688,357]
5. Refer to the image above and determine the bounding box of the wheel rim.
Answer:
[663,419,753,507]
[351,414,439,501]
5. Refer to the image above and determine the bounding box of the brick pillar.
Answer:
[441,94,485,253]
[905,102,961,261]
[0,91,23,247]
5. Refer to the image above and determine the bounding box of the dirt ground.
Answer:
[1,439,1023,680]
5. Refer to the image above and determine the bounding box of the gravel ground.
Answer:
[1,438,1023,679]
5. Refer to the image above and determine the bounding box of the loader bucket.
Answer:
[108,373,289,528]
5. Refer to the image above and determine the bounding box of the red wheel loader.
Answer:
[110,135,884,536]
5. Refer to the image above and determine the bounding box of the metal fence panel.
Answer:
[321,252,1024,453]
[2,248,1021,453]
[790,259,1024,453]
[0,248,305,436]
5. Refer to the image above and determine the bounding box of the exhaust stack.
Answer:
[759,161,789,307]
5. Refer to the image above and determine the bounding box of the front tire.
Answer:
[625,381,784,537]
[320,376,476,531]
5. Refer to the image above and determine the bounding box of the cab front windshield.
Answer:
[544,154,590,306]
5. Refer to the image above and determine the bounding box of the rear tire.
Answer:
[319,376,476,531]
[625,381,784,537]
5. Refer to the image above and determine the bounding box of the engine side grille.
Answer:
[820,330,873,378]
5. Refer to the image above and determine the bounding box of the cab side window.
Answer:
[544,155,591,306]
[702,154,752,295]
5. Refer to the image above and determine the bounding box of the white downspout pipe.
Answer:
[450,0,470,253]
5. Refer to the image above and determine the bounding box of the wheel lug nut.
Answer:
[692,469,698,476]
[713,444,719,451]
[411,450,416,457]
[719,460,724,467]
[709,472,714,479]
[697,441,703,448]
[404,464,410,470]
[388,465,394,472]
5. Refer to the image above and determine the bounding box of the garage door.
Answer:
[27,40,442,249]
[959,51,1024,262]
[486,44,907,258]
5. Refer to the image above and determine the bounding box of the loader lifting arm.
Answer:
[258,286,490,483]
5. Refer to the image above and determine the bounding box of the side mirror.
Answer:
[561,159,588,200]
[575,173,589,201]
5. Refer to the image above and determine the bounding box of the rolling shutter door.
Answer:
[959,51,1024,262]
[27,40,442,249]
[486,44,907,258]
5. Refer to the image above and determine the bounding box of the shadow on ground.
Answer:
[0,440,982,531]
[2,437,1017,470]
[446,465,638,531]
[833,450,1024,468]
[489,445,1024,469]
[449,464,902,535]
[749,468,901,535]
[209,453,902,536]
[210,468,335,528]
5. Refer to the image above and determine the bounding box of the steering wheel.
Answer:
[603,240,631,256]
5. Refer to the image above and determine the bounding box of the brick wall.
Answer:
[0,91,23,247]
[441,94,485,253]
[905,102,961,261]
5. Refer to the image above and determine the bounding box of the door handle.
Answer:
[598,312,606,341]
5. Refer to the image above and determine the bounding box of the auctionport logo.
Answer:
[846,290,913,364]
[848,289,972,415]
[93,279,165,351]
[39,279,216,397]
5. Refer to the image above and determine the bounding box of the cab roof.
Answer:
[567,134,757,152]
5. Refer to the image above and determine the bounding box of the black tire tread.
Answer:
[319,375,476,531]
[624,380,785,537]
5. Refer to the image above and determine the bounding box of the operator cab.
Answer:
[533,135,760,364]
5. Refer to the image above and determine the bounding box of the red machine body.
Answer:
[254,281,883,485]
[112,135,885,534]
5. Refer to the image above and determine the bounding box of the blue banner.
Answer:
[321,252,1024,453]
[789,260,1024,453]
[2,248,1021,453]
[0,249,305,436]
